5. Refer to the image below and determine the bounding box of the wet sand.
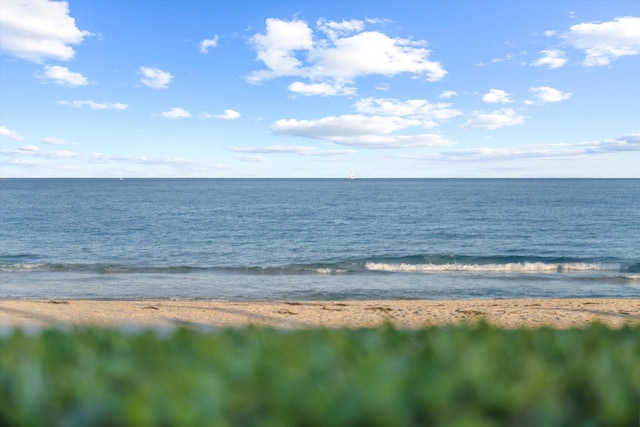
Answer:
[1,298,638,329]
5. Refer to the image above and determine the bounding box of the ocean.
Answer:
[1,179,638,300]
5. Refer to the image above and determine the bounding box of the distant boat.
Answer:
[349,171,355,180]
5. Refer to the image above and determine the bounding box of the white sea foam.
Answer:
[364,262,619,273]
[618,274,640,282]
[315,268,348,275]
[0,263,45,272]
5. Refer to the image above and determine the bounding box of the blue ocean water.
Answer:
[1,179,638,300]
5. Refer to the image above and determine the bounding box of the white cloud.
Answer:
[248,18,314,81]
[461,109,527,130]
[364,17,392,26]
[583,133,640,153]
[562,16,640,66]
[215,109,241,120]
[85,153,232,173]
[439,90,458,99]
[531,49,568,69]
[202,110,242,120]
[412,133,640,162]
[86,153,147,163]
[247,18,446,95]
[199,35,219,53]
[237,154,269,163]
[482,89,513,104]
[308,30,446,82]
[484,53,516,65]
[288,81,357,96]
[41,150,78,158]
[140,66,173,89]
[316,18,365,40]
[272,114,454,148]
[270,95,463,149]
[476,53,517,67]
[0,126,24,141]
[2,146,231,171]
[0,0,90,63]
[160,107,190,119]
[327,133,454,148]
[273,115,420,138]
[354,98,462,122]
[530,86,572,103]
[59,100,128,109]
[0,158,44,169]
[42,136,73,145]
[230,145,357,156]
[37,65,88,86]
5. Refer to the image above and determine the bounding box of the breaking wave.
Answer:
[364,261,621,273]
[1,254,637,277]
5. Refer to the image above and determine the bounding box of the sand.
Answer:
[0,298,639,329]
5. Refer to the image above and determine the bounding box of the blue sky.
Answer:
[1,0,639,178]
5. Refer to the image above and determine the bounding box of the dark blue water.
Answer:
[1,179,638,300]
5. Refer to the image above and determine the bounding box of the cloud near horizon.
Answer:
[1,146,230,172]
[269,96,461,149]
[272,114,454,148]
[230,145,357,157]
[408,133,640,162]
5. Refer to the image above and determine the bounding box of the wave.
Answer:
[0,263,208,274]
[364,262,621,273]
[617,274,640,282]
[1,254,637,276]
[360,254,638,275]
[0,263,352,275]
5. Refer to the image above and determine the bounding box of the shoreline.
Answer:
[1,298,639,329]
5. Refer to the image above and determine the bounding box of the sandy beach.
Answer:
[1,298,638,329]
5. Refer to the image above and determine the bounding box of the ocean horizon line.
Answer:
[2,177,639,180]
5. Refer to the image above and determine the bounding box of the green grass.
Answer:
[1,323,639,426]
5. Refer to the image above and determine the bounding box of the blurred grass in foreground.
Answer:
[1,323,639,426]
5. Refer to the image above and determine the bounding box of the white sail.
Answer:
[349,171,355,180]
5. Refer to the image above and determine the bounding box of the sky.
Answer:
[1,0,639,178]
